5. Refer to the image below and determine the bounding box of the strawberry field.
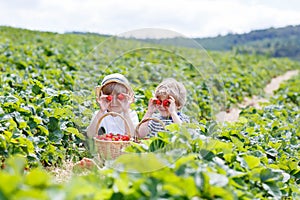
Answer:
[0,26,299,199]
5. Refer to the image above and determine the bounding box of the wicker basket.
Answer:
[134,117,165,140]
[93,112,132,160]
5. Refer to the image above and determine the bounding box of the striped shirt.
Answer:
[147,112,189,137]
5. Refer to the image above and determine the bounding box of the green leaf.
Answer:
[229,177,246,190]
[262,182,282,198]
[260,168,283,183]
[113,153,168,173]
[25,169,51,187]
[213,140,233,154]
[37,125,49,135]
[165,123,180,132]
[244,155,260,169]
[47,117,59,132]
[223,153,235,163]
[238,117,248,123]
[211,186,235,200]
[65,127,85,140]
[149,138,167,152]
[0,173,22,197]
[14,189,49,199]
[6,156,27,175]
[162,183,183,196]
[32,84,42,95]
[230,136,244,150]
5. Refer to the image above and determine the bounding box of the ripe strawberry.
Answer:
[154,99,161,105]
[117,93,125,100]
[98,133,130,141]
[106,95,113,101]
[163,99,170,107]
[121,135,130,141]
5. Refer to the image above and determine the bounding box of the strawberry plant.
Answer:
[0,26,300,199]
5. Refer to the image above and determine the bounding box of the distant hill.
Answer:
[195,25,300,61]
[130,25,300,61]
[2,25,299,61]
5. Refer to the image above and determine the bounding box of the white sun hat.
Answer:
[95,73,133,97]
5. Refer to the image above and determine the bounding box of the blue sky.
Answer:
[1,0,300,38]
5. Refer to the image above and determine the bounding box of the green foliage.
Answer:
[272,73,300,106]
[0,26,299,199]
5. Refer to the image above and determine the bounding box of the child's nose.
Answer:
[111,95,118,104]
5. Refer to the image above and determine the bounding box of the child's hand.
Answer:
[166,96,177,114]
[148,98,158,114]
[97,93,111,112]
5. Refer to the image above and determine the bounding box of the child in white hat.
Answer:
[87,73,138,138]
[76,73,138,169]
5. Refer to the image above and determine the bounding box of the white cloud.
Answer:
[0,0,300,37]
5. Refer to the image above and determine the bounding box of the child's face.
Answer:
[102,83,130,113]
[107,92,124,113]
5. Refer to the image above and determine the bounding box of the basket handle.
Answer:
[134,117,165,140]
[96,112,131,137]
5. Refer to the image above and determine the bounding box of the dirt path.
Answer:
[216,70,299,122]
[263,70,299,96]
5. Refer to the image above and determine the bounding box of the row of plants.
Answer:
[1,26,299,166]
[0,80,299,199]
[0,26,299,199]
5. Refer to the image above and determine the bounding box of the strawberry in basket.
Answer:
[96,133,130,141]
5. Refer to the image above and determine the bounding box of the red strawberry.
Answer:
[154,99,161,105]
[117,93,125,100]
[121,135,130,141]
[163,99,170,107]
[106,95,113,101]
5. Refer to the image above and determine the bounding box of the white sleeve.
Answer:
[129,110,139,128]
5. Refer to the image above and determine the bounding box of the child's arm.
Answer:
[86,110,105,138]
[138,98,157,138]
[86,95,110,138]
[168,96,183,124]
[118,93,137,137]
